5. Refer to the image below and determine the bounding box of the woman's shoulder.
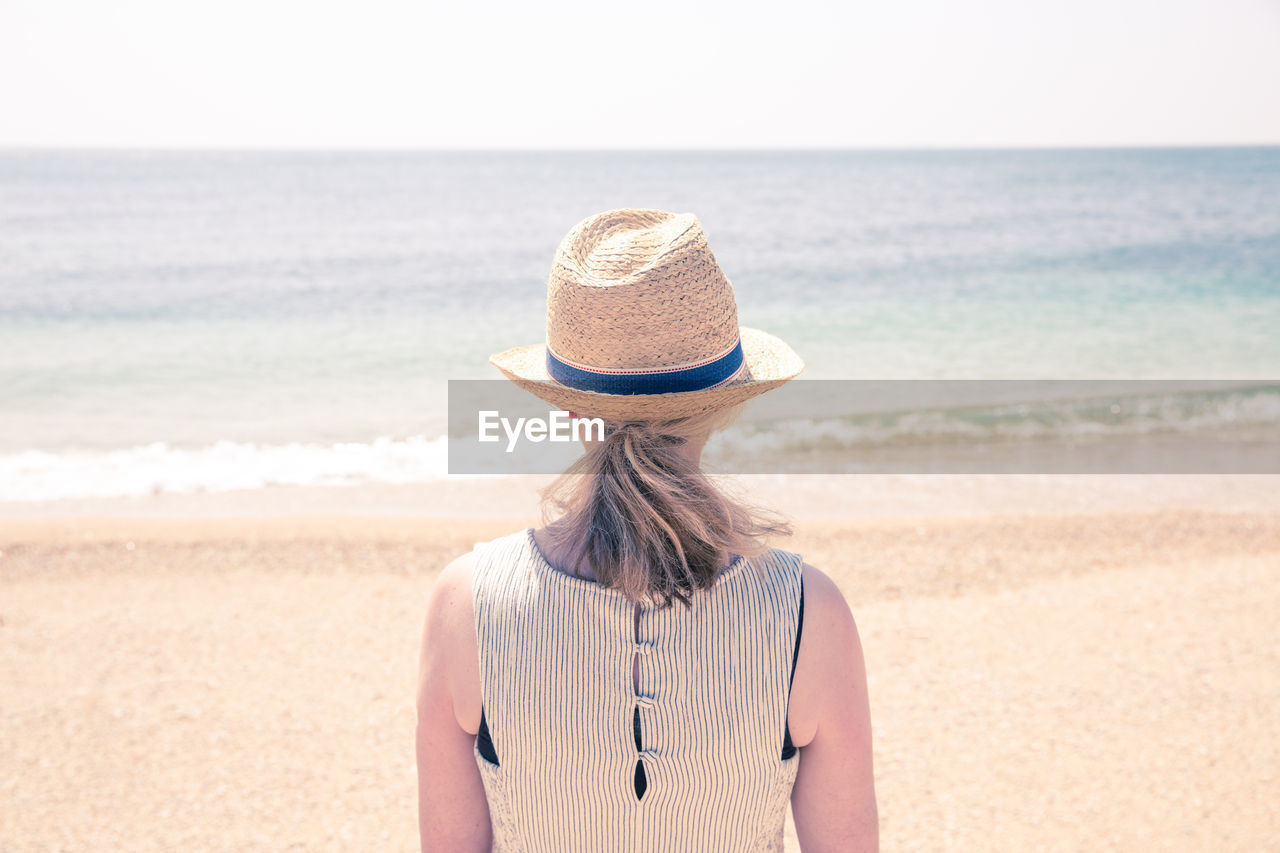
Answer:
[785,558,859,674]
[419,542,498,736]
[431,548,477,603]
[429,525,534,597]
[787,561,862,748]
[798,561,853,620]
[422,529,527,647]
[422,547,480,660]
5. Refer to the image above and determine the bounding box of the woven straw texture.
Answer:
[490,209,803,421]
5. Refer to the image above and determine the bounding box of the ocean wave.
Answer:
[2,385,1276,500]
[0,435,448,502]
[707,383,1280,462]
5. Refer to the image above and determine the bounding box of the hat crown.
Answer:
[546,209,740,370]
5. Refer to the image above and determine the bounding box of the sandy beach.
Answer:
[2,476,1279,851]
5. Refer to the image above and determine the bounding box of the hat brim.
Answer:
[488,327,803,422]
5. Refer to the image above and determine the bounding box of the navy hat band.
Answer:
[545,339,745,396]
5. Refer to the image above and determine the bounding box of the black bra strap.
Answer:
[477,707,499,766]
[781,574,805,759]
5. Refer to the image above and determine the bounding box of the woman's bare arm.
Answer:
[415,552,491,852]
[788,563,878,851]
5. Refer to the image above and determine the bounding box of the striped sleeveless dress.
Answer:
[469,527,804,852]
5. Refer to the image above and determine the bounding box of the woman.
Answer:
[416,209,877,851]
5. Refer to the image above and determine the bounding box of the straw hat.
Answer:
[489,208,803,421]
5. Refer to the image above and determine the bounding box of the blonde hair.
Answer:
[539,404,792,607]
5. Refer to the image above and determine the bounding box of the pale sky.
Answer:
[1,0,1277,148]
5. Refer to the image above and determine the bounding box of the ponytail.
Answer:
[539,406,791,607]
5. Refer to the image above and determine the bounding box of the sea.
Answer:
[1,148,1278,501]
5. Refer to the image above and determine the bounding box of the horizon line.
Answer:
[2,142,1279,154]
